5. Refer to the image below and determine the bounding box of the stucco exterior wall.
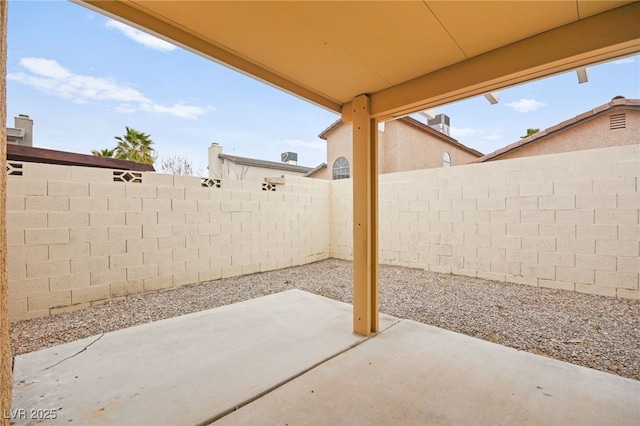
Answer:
[322,119,480,179]
[6,165,330,321]
[380,120,479,173]
[309,165,330,180]
[330,145,639,299]
[208,144,310,181]
[494,110,640,161]
[325,124,354,180]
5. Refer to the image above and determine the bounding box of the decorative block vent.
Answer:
[201,178,221,188]
[6,162,23,176]
[113,170,142,183]
[262,182,277,191]
[610,113,626,130]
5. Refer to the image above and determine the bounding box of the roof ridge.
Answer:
[318,116,483,157]
[219,153,313,172]
[475,96,639,163]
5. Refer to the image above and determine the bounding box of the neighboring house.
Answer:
[476,96,640,162]
[7,144,155,172]
[208,143,313,181]
[307,115,483,180]
[6,114,154,172]
[6,114,33,147]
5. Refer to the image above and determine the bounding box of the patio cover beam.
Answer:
[351,95,379,336]
[342,2,640,123]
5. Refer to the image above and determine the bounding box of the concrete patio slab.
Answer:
[11,290,639,425]
[219,319,640,426]
[11,290,398,425]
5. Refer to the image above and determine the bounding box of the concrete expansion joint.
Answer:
[42,333,105,371]
[201,318,403,426]
[379,319,402,333]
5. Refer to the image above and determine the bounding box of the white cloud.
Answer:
[505,98,546,113]
[20,57,72,79]
[450,127,503,142]
[114,104,138,113]
[106,19,176,51]
[614,57,635,65]
[481,132,504,141]
[143,103,206,120]
[283,139,326,150]
[449,126,477,137]
[8,57,205,119]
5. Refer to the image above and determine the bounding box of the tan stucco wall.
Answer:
[325,124,354,180]
[380,120,479,173]
[495,109,640,161]
[308,166,330,180]
[322,119,480,179]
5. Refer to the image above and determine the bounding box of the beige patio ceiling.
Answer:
[78,1,640,121]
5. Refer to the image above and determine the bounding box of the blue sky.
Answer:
[6,1,640,173]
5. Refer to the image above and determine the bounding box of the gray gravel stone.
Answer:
[10,259,639,381]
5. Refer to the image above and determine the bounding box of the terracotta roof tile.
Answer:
[7,144,155,171]
[475,96,640,163]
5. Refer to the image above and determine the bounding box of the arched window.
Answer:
[332,157,350,180]
[443,152,451,167]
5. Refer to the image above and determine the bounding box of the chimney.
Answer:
[281,152,298,165]
[14,114,33,147]
[427,113,450,136]
[208,143,223,179]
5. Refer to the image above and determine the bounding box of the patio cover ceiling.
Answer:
[78,1,640,122]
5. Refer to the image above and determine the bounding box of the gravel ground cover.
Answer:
[10,258,640,381]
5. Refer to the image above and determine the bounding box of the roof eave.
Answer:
[399,116,484,158]
[475,99,640,163]
[219,154,313,173]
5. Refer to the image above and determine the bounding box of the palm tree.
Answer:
[521,128,540,138]
[91,148,116,157]
[114,127,156,165]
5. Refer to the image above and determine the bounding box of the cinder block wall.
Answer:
[7,144,639,321]
[329,179,353,260]
[331,145,639,299]
[6,164,330,321]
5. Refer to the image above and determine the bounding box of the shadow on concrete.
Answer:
[11,290,640,425]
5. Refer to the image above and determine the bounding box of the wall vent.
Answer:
[609,113,626,130]
[262,182,276,191]
[6,162,23,176]
[113,170,142,183]
[201,178,221,188]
